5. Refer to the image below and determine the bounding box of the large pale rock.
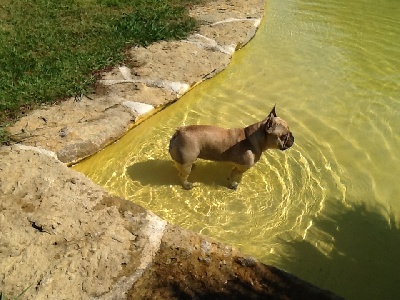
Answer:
[0,146,146,298]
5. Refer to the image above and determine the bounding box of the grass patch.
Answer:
[0,0,202,144]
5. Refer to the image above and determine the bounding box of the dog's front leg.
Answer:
[174,162,195,190]
[227,165,249,190]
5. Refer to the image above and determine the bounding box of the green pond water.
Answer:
[74,0,400,298]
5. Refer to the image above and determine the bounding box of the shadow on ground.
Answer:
[276,199,400,300]
[126,159,234,188]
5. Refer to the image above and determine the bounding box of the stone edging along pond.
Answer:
[0,0,343,299]
[6,0,266,165]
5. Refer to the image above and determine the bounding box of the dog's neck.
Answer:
[244,120,263,136]
[244,120,267,159]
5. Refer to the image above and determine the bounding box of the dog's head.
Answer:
[264,106,294,151]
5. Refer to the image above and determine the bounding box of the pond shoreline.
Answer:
[6,1,265,165]
[1,0,342,298]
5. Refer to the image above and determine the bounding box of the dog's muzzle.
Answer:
[281,132,294,151]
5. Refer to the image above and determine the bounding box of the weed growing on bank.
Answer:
[1,284,32,300]
[0,0,201,143]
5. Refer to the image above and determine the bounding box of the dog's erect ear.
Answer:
[265,116,273,132]
[269,105,277,118]
[263,105,276,130]
[264,106,276,131]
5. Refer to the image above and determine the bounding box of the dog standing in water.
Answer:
[169,106,294,189]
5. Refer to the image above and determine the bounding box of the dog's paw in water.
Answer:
[182,181,195,190]
[228,181,239,190]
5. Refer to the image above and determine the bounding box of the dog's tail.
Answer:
[168,129,180,154]
[169,129,187,164]
[169,131,176,148]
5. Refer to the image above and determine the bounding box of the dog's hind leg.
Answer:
[174,162,195,190]
[227,165,249,190]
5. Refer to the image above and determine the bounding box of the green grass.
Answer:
[1,284,32,300]
[0,0,202,144]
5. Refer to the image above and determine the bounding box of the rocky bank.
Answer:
[1,0,343,299]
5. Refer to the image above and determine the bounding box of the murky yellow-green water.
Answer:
[74,0,400,298]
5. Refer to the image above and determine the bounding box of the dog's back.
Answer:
[169,125,247,164]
